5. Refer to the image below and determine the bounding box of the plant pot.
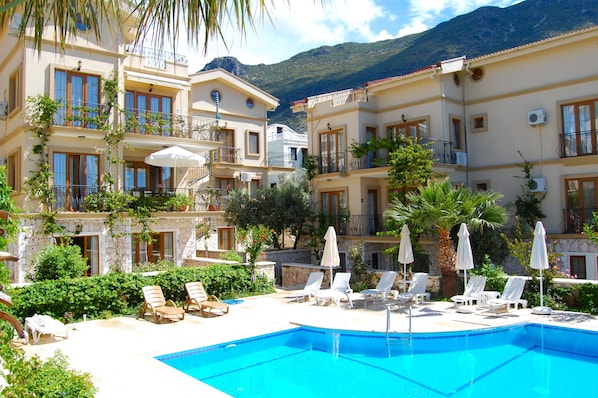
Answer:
[208,204,217,211]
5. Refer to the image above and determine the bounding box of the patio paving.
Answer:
[18,289,598,397]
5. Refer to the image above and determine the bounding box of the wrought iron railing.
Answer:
[53,185,100,212]
[563,207,597,233]
[560,130,598,158]
[53,101,107,129]
[267,152,297,168]
[313,152,347,175]
[121,110,220,140]
[216,146,239,163]
[125,44,188,66]
[347,214,389,236]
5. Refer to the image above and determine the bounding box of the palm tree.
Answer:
[0,0,271,54]
[385,179,507,296]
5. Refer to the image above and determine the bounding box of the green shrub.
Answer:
[28,243,87,282]
[469,255,507,292]
[0,328,96,397]
[576,283,598,314]
[10,264,275,321]
[220,250,243,263]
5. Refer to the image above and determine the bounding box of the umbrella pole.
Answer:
[539,268,544,308]
[403,262,407,293]
[330,266,333,289]
[464,269,468,289]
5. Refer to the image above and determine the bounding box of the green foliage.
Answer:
[132,259,177,273]
[469,255,507,292]
[224,177,311,249]
[165,194,193,210]
[347,242,375,292]
[469,225,510,266]
[576,283,598,314]
[0,166,20,251]
[582,212,598,247]
[236,225,274,265]
[220,250,243,263]
[28,243,88,282]
[0,339,96,397]
[511,152,546,231]
[10,265,275,321]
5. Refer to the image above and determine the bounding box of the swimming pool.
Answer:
[156,323,598,397]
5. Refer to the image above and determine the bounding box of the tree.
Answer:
[29,242,88,282]
[1,0,273,55]
[385,179,507,297]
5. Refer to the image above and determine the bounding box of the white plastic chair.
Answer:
[361,271,397,307]
[397,272,430,304]
[293,271,324,302]
[451,275,487,307]
[315,272,353,308]
[487,276,527,313]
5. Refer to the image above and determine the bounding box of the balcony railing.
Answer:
[122,110,220,140]
[560,130,598,158]
[125,44,188,66]
[53,185,100,212]
[215,146,239,164]
[54,101,108,129]
[347,214,389,236]
[268,152,298,168]
[563,207,597,233]
[349,149,389,171]
[314,152,346,175]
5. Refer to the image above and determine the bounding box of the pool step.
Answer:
[387,336,411,347]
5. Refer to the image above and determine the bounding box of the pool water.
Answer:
[156,324,598,398]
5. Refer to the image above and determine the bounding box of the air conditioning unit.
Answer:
[239,172,252,182]
[0,102,7,117]
[530,177,547,193]
[8,14,21,36]
[528,109,546,126]
[454,152,468,166]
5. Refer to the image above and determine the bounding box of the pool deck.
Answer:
[18,289,598,397]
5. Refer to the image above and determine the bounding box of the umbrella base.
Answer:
[531,306,552,315]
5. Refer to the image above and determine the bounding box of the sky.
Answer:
[181,0,523,73]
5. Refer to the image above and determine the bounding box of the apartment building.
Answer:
[0,12,278,282]
[292,27,598,279]
[266,123,308,187]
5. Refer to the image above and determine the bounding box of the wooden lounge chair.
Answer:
[139,285,185,323]
[183,282,230,317]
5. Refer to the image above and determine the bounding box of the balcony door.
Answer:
[125,90,172,135]
[320,130,344,173]
[566,178,597,233]
[217,129,235,163]
[562,100,598,157]
[54,70,100,128]
[367,189,378,235]
[53,152,99,211]
[321,190,347,234]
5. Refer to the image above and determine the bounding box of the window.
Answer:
[217,129,235,163]
[53,152,99,211]
[211,90,221,103]
[450,117,463,149]
[321,190,347,234]
[290,147,298,161]
[565,177,598,233]
[250,179,260,198]
[471,113,488,133]
[561,99,598,157]
[387,119,428,143]
[8,67,21,115]
[124,161,171,192]
[218,228,234,251]
[470,67,484,82]
[56,235,100,276]
[54,70,100,128]
[131,232,173,264]
[569,256,587,279]
[6,151,19,191]
[474,182,489,191]
[320,129,345,173]
[125,90,173,135]
[371,252,380,270]
[248,131,260,155]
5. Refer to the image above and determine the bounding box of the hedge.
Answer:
[8,264,275,322]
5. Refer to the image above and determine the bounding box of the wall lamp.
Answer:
[401,114,407,123]
[77,60,82,71]
[327,122,331,131]
[75,224,82,234]
[149,84,153,93]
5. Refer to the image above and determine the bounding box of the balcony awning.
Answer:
[125,71,191,89]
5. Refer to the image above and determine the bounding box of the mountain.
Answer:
[201,0,598,132]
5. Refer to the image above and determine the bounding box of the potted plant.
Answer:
[199,188,219,211]
[166,194,193,211]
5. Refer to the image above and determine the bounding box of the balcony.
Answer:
[54,101,107,130]
[563,207,597,233]
[268,152,298,168]
[314,152,347,175]
[53,185,100,212]
[215,146,239,164]
[314,214,389,236]
[560,130,598,158]
[122,110,220,140]
[125,44,188,67]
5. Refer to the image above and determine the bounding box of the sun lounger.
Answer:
[24,314,68,344]
[361,271,397,307]
[183,282,230,316]
[451,275,486,307]
[315,272,353,308]
[139,285,185,323]
[487,276,527,313]
[293,271,324,302]
[396,273,430,304]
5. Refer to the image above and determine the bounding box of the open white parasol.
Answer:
[145,146,206,189]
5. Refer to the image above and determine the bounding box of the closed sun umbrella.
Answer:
[456,223,475,289]
[398,224,414,293]
[145,146,206,190]
[531,221,552,315]
[321,226,340,288]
